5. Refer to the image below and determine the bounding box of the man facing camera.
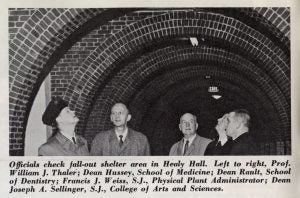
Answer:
[90,103,150,156]
[38,97,89,156]
[226,109,258,155]
[169,113,212,156]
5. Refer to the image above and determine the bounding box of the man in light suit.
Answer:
[169,113,212,156]
[90,103,150,156]
[38,97,89,156]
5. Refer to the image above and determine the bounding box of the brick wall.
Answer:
[9,8,105,155]
[64,11,290,137]
[50,12,153,97]
[9,8,290,155]
[85,44,288,143]
[9,9,37,40]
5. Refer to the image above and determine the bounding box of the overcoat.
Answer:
[229,132,258,155]
[38,132,89,156]
[204,138,233,155]
[169,134,211,156]
[90,128,150,156]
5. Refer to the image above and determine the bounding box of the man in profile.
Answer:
[38,97,89,156]
[169,113,212,156]
[90,103,150,156]
[205,113,233,155]
[226,109,258,155]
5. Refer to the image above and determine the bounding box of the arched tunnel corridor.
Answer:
[9,8,290,156]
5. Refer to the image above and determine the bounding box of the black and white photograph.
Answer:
[8,7,291,156]
[2,1,300,197]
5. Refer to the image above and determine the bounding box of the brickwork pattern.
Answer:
[85,45,288,141]
[8,8,290,155]
[129,69,283,155]
[59,11,289,143]
[9,9,37,40]
[131,68,277,130]
[50,12,152,97]
[142,70,287,154]
[244,7,290,46]
[9,8,105,154]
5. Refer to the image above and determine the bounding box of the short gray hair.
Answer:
[232,109,250,128]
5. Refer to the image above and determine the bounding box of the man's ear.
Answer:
[236,117,243,130]
[179,124,182,131]
[56,114,62,124]
[127,114,132,122]
[195,123,198,130]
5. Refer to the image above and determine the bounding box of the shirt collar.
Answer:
[183,133,197,146]
[115,127,128,141]
[217,137,228,146]
[60,131,76,143]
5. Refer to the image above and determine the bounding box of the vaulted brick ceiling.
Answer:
[9,8,290,155]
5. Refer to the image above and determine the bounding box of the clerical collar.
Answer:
[115,127,128,141]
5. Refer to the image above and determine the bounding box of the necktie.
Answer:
[72,137,76,144]
[183,140,189,155]
[119,135,123,147]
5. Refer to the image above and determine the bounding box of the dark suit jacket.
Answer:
[204,138,233,155]
[38,132,89,156]
[169,134,212,156]
[90,128,150,156]
[229,132,258,155]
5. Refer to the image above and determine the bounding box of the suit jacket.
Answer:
[229,132,258,155]
[169,134,212,156]
[204,138,233,155]
[90,128,150,156]
[38,132,89,156]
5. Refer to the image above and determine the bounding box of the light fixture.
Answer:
[212,95,222,100]
[208,86,222,100]
[190,37,198,46]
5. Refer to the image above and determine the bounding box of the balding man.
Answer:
[169,113,212,156]
[226,109,258,155]
[90,103,150,156]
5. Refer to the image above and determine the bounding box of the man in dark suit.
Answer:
[226,109,258,155]
[169,113,212,156]
[90,103,150,156]
[38,97,89,156]
[205,113,233,155]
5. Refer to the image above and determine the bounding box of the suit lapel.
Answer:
[55,132,77,154]
[186,135,198,156]
[108,130,119,155]
[177,139,184,155]
[119,128,131,154]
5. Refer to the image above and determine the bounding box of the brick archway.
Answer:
[8,8,140,155]
[9,8,107,155]
[129,68,280,133]
[84,45,288,141]
[87,65,284,137]
[8,8,290,155]
[126,67,284,155]
[65,10,289,124]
